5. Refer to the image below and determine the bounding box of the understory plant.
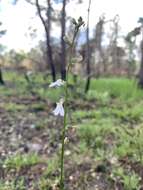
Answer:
[112,167,141,190]
[49,17,84,190]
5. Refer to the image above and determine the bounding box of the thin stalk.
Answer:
[60,31,77,190]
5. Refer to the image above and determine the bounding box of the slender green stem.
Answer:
[60,31,77,190]
[60,72,68,190]
[59,16,84,189]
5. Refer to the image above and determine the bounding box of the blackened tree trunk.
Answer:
[36,0,56,82]
[0,22,6,85]
[137,18,143,88]
[0,68,4,85]
[60,0,66,80]
[85,0,91,93]
[47,0,56,81]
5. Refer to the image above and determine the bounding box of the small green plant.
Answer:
[0,178,25,190]
[49,17,84,190]
[115,126,143,163]
[4,102,27,112]
[87,90,110,103]
[44,155,59,176]
[112,167,141,190]
[38,177,59,190]
[4,153,40,171]
[78,121,116,154]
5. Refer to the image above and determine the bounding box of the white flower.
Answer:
[49,79,65,88]
[26,71,33,76]
[53,99,64,117]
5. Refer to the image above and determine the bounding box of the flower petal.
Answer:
[49,79,65,88]
[59,105,64,116]
[53,101,64,117]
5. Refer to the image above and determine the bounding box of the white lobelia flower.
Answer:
[53,99,64,117]
[49,79,65,88]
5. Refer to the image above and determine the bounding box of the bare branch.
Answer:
[35,0,48,34]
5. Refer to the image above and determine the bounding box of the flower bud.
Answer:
[71,18,77,25]
[64,137,69,144]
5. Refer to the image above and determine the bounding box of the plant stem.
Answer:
[60,30,78,190]
[60,67,69,190]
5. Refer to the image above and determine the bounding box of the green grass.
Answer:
[44,155,59,177]
[4,102,27,112]
[0,177,26,190]
[88,77,143,102]
[110,166,141,190]
[4,153,41,171]
[78,120,116,148]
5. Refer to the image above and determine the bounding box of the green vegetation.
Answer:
[0,178,26,190]
[0,71,143,189]
[4,153,41,171]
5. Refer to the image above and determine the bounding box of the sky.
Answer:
[0,0,143,52]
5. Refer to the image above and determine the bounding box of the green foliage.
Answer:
[36,87,62,102]
[4,102,27,112]
[44,155,59,177]
[78,119,116,152]
[0,21,6,38]
[0,178,26,190]
[4,153,40,171]
[89,78,143,102]
[115,125,143,162]
[73,109,102,120]
[112,167,141,190]
[0,71,143,189]
[5,50,26,65]
[38,177,59,190]
[110,103,143,122]
[87,90,110,103]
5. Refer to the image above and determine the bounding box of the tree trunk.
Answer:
[138,39,143,88]
[85,0,91,93]
[36,0,56,82]
[46,0,56,81]
[0,68,4,85]
[94,16,105,75]
[60,0,66,80]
